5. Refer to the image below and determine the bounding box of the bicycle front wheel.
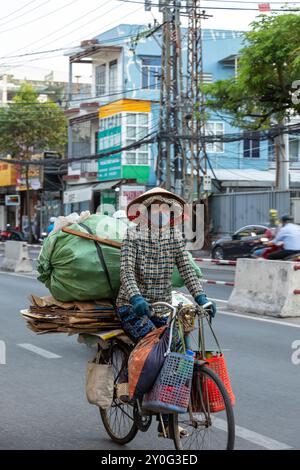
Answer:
[170,364,235,450]
[99,340,138,445]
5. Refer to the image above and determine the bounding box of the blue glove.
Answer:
[195,293,217,318]
[130,295,150,317]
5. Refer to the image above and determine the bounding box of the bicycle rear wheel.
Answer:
[99,340,139,445]
[170,364,235,450]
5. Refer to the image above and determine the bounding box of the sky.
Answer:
[0,0,297,83]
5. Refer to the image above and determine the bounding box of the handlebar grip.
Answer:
[202,301,213,309]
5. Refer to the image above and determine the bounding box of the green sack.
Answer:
[172,251,203,288]
[37,214,202,302]
[37,215,126,302]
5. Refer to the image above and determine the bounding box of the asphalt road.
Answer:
[0,270,299,450]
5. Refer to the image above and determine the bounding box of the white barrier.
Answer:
[228,258,300,318]
[1,241,33,273]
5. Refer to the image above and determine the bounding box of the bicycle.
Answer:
[83,300,235,450]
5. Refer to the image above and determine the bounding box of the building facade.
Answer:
[64,24,300,214]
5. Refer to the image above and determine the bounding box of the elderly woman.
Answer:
[116,187,215,341]
[115,187,216,437]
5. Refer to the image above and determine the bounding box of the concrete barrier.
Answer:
[1,241,33,273]
[228,258,300,317]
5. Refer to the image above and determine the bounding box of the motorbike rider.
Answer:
[47,217,56,235]
[116,187,216,437]
[266,214,300,260]
[252,209,280,258]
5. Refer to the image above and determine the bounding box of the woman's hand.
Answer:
[130,295,150,317]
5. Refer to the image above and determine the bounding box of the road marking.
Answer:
[213,418,292,450]
[0,271,37,279]
[218,309,300,329]
[210,298,228,303]
[17,344,61,359]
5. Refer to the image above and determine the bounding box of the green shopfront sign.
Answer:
[98,126,122,181]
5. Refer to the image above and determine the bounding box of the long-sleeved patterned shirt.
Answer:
[116,225,203,313]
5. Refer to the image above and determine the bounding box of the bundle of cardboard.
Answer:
[21,295,122,335]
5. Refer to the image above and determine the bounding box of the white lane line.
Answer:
[213,418,292,450]
[0,271,37,279]
[218,309,300,329]
[18,344,61,359]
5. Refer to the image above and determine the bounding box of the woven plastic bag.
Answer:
[37,214,126,301]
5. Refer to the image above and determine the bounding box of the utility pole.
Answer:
[185,1,210,202]
[154,0,184,195]
[275,121,290,191]
[149,0,209,201]
[157,4,171,189]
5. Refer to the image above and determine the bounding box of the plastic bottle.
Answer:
[186,349,195,358]
[176,349,195,409]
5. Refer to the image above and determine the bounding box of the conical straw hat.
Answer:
[127,187,186,216]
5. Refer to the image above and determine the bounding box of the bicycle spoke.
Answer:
[172,366,234,450]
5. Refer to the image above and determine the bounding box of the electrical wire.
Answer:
[0,0,81,35]
[116,0,300,10]
[0,27,244,63]
[0,1,115,61]
[0,130,158,166]
[0,4,144,73]
[0,0,50,27]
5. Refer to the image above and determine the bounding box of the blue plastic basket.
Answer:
[142,351,194,414]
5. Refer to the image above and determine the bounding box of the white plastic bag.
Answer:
[51,211,91,235]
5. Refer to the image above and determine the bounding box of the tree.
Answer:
[203,12,300,190]
[0,82,67,243]
[204,12,300,129]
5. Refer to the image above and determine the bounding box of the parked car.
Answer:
[211,224,270,260]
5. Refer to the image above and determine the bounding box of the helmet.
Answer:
[49,217,56,223]
[281,214,294,223]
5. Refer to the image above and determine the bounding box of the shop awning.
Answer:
[63,185,93,204]
[93,180,122,191]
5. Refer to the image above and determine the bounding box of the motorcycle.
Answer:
[0,224,26,242]
[250,238,300,261]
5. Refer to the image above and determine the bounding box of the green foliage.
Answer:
[0,82,67,159]
[204,13,300,129]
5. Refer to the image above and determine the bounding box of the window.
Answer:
[243,131,260,158]
[125,113,149,165]
[71,120,91,157]
[289,136,300,162]
[205,122,224,153]
[98,114,122,152]
[235,227,253,239]
[202,72,213,83]
[95,64,106,96]
[141,57,161,90]
[109,59,118,93]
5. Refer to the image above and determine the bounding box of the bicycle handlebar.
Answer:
[150,300,213,313]
[150,300,214,356]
